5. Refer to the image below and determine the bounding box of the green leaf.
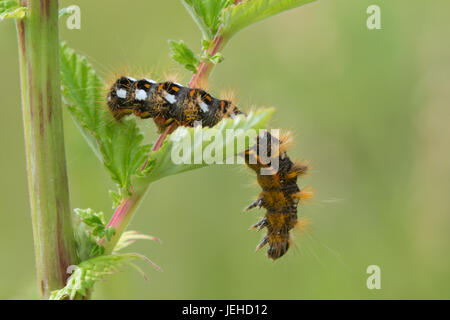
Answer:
[135,108,275,186]
[73,208,116,260]
[109,190,122,209]
[0,0,27,20]
[201,39,212,51]
[49,253,161,300]
[105,227,116,241]
[181,0,233,40]
[114,231,161,252]
[221,0,317,39]
[207,52,224,64]
[75,208,106,227]
[99,118,151,192]
[0,0,17,8]
[74,221,97,262]
[169,40,200,73]
[59,42,104,160]
[60,43,151,194]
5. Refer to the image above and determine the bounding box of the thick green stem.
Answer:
[16,0,79,299]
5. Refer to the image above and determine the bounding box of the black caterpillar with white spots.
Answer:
[107,76,312,260]
[107,76,241,129]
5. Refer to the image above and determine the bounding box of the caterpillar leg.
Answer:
[255,228,290,259]
[133,108,153,119]
[244,196,263,211]
[249,217,268,231]
[255,236,269,252]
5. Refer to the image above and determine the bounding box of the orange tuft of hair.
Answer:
[295,217,313,233]
[294,187,314,201]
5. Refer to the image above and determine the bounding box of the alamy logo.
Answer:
[64,5,81,30]
[66,265,79,275]
[367,5,381,30]
[366,265,381,289]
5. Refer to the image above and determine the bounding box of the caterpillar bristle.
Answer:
[294,187,314,201]
[106,76,312,260]
[286,161,309,179]
[163,71,184,86]
[190,76,209,90]
[278,132,294,154]
[219,88,239,105]
[295,217,312,232]
[105,65,142,87]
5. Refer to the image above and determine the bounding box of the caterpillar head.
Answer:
[107,76,137,119]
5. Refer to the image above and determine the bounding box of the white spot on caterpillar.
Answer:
[116,88,127,99]
[164,93,176,104]
[199,102,209,112]
[135,89,147,101]
[230,113,237,119]
[173,82,183,87]
[127,76,137,82]
[144,78,157,84]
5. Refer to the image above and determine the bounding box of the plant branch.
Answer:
[102,123,176,254]
[189,27,229,88]
[16,0,78,299]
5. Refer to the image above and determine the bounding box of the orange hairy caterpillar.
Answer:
[245,132,312,259]
[106,76,312,260]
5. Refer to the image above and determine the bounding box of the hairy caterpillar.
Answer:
[107,76,312,260]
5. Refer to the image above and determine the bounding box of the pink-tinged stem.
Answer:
[102,193,142,251]
[141,122,176,170]
[189,30,228,88]
[189,0,243,88]
[102,123,176,254]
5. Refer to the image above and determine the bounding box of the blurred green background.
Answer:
[1,0,449,299]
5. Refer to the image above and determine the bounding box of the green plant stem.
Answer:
[16,0,79,299]
[102,123,176,254]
